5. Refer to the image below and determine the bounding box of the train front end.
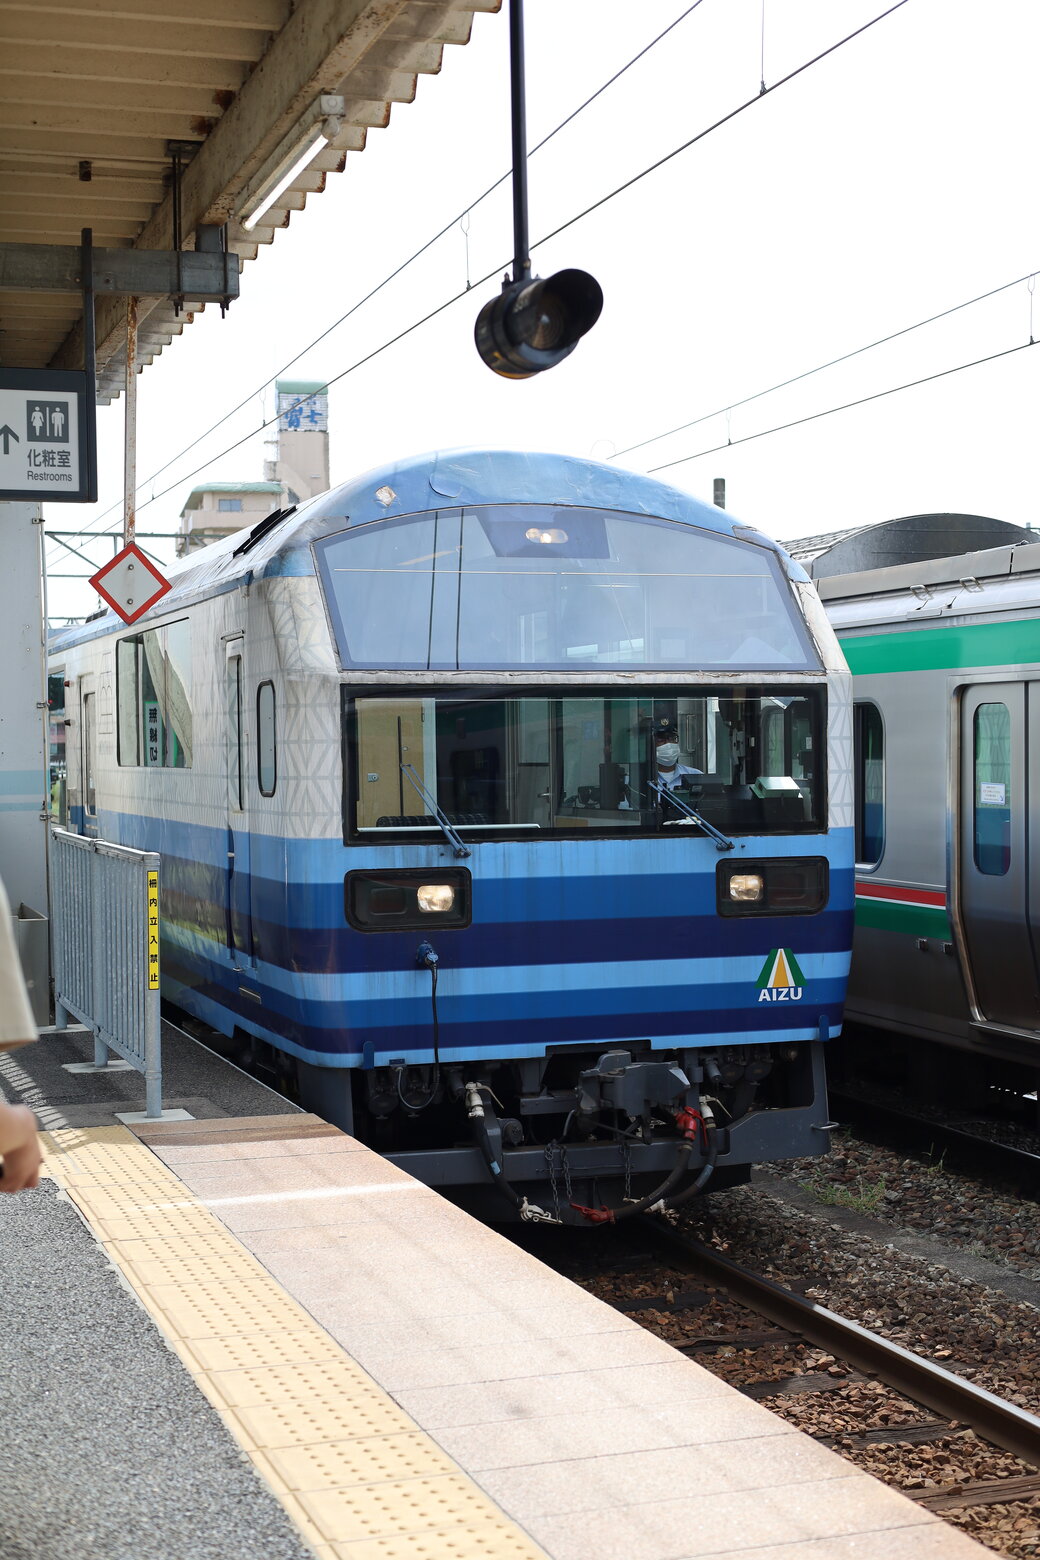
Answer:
[305,452,854,1224]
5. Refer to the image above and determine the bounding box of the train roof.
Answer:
[817,537,1040,604]
[786,513,1032,578]
[53,449,804,650]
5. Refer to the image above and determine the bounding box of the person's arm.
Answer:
[0,1102,41,1191]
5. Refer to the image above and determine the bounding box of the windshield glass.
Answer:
[349,689,824,837]
[315,505,818,672]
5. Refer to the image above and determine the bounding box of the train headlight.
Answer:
[346,870,470,931]
[417,883,455,914]
[716,858,828,917]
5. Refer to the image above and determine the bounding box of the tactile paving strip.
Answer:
[43,1124,550,1560]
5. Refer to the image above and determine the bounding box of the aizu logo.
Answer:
[756,948,805,1003]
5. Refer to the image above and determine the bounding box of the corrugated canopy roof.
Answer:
[0,0,498,403]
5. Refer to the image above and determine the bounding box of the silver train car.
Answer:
[815,522,1040,1094]
[49,449,855,1222]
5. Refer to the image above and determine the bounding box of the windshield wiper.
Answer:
[400,764,472,858]
[649,780,734,852]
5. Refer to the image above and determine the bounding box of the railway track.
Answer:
[645,1220,1040,1474]
[525,1218,1040,1555]
[828,1088,1040,1199]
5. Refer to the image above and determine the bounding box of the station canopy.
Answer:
[0,0,498,402]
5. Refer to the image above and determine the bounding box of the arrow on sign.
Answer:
[0,425,19,455]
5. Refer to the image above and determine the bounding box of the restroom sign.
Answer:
[0,368,94,502]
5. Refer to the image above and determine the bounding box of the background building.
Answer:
[266,381,330,506]
[175,481,284,556]
[176,380,330,556]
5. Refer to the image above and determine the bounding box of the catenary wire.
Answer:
[58,0,915,546]
[524,0,909,257]
[646,339,1038,473]
[58,2,707,548]
[613,270,1039,459]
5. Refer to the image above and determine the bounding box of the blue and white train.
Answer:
[51,450,854,1223]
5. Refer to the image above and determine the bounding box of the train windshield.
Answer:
[349,689,824,838]
[315,505,819,672]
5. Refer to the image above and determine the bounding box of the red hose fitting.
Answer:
[674,1106,706,1146]
[570,1202,617,1224]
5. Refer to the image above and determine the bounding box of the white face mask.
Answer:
[656,742,680,767]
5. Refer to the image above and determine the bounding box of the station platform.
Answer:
[1,1023,988,1560]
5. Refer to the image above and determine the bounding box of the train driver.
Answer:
[651,719,701,791]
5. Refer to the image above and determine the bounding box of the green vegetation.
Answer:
[798,1170,889,1215]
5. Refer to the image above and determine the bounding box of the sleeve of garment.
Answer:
[0,876,38,1050]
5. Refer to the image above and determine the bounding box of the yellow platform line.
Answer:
[44,1126,550,1560]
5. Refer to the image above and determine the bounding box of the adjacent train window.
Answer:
[853,702,884,867]
[973,702,1011,876]
[116,620,193,767]
[257,682,277,796]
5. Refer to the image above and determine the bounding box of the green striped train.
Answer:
[794,512,1040,1095]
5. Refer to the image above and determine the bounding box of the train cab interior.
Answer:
[348,688,824,839]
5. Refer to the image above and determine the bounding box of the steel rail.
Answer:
[646,1218,1040,1469]
[828,1088,1040,1200]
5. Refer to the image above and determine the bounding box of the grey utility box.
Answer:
[14,904,49,1027]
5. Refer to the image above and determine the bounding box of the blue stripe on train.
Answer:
[162,922,852,1001]
[85,806,853,1063]
[165,954,848,1065]
[169,973,843,1067]
[106,809,854,890]
[165,891,854,974]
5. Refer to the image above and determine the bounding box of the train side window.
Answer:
[83,691,97,818]
[48,672,67,823]
[853,702,884,867]
[116,620,193,767]
[973,702,1011,876]
[257,682,277,796]
[227,655,243,810]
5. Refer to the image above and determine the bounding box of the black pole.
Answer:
[509,0,530,283]
[80,227,98,503]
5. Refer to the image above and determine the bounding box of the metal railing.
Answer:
[50,827,163,1118]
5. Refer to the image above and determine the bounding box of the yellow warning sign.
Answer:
[147,869,159,990]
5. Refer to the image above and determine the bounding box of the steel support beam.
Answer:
[49,0,412,384]
[0,244,240,301]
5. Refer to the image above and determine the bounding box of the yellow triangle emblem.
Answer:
[771,950,792,988]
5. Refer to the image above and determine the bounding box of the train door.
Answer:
[224,638,254,969]
[958,682,1039,1029]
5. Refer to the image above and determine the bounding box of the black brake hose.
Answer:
[665,1120,719,1208]
[429,959,440,1066]
[464,1081,557,1221]
[469,1102,523,1209]
[570,1139,695,1225]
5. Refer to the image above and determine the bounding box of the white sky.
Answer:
[45,0,1039,618]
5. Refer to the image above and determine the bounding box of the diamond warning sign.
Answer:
[89,543,172,625]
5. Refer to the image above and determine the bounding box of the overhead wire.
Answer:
[56,0,914,549]
[521,0,909,258]
[614,270,1040,460]
[54,2,707,554]
[646,338,1039,473]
